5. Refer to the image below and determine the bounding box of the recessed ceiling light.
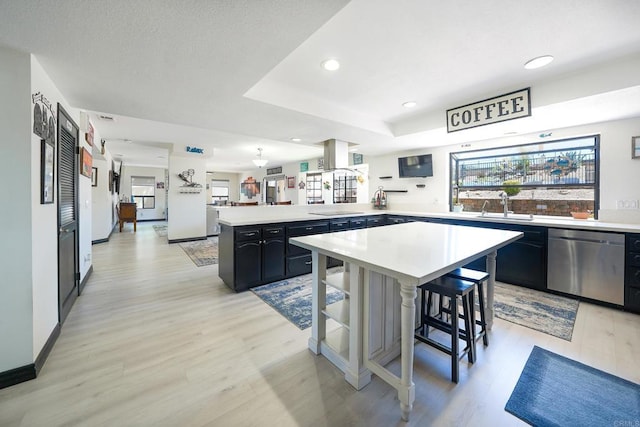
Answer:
[524,55,554,70]
[321,59,340,71]
[290,137,302,142]
[402,101,417,108]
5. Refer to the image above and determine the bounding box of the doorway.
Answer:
[57,104,79,324]
[264,174,286,204]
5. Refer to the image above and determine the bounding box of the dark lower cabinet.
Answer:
[287,254,313,276]
[625,234,640,313]
[219,224,285,292]
[234,240,262,291]
[262,237,285,283]
[495,239,546,290]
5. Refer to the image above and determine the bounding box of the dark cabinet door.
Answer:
[263,238,285,283]
[234,241,262,291]
[496,240,546,290]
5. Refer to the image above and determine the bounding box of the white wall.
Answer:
[369,117,640,218]
[121,165,167,220]
[30,55,92,359]
[0,46,33,372]
[168,154,206,240]
[239,155,369,205]
[91,145,118,242]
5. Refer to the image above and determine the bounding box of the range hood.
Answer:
[323,139,350,171]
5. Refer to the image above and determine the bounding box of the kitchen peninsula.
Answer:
[289,221,522,421]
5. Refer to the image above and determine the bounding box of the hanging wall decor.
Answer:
[32,92,57,146]
[80,147,93,178]
[240,176,261,199]
[40,139,54,204]
[632,136,640,159]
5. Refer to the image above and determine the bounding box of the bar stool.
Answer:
[415,276,476,383]
[445,267,489,346]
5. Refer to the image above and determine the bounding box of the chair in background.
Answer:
[118,202,137,232]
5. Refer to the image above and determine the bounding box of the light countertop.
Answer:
[217,204,640,233]
[290,222,522,284]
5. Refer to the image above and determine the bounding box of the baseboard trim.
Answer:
[0,364,36,390]
[79,265,93,294]
[35,323,61,375]
[92,238,109,245]
[168,236,207,244]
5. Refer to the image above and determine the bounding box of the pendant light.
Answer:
[252,148,268,168]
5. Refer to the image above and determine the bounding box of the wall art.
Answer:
[80,147,93,178]
[40,139,54,204]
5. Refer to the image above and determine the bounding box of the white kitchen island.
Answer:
[290,221,522,421]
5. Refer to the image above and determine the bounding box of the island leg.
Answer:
[308,251,327,354]
[485,250,497,330]
[399,280,417,421]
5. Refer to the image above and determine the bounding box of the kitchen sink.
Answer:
[476,214,535,221]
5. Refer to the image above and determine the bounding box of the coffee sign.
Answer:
[446,88,531,133]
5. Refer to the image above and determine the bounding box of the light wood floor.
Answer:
[1,222,639,426]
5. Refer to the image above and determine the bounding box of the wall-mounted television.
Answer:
[398,154,433,178]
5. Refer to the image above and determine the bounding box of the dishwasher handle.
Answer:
[548,236,624,246]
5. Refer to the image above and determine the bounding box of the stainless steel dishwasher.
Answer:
[547,228,625,305]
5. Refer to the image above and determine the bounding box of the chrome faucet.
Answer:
[499,192,509,217]
[481,200,490,216]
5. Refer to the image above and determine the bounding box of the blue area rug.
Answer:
[494,282,579,341]
[505,346,640,426]
[251,270,344,330]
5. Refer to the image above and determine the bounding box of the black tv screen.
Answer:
[398,154,433,178]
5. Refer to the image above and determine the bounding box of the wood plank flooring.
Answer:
[1,221,639,426]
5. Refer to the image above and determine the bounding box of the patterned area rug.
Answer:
[494,282,579,341]
[252,269,345,330]
[152,224,168,237]
[179,238,218,267]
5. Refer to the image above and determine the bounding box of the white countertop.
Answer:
[290,222,522,284]
[217,204,640,233]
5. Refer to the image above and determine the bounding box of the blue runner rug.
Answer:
[251,270,344,330]
[505,346,640,426]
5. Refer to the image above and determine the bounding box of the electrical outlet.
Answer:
[616,200,639,209]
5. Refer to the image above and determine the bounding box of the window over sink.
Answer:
[450,135,599,218]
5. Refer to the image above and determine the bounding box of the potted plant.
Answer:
[453,187,463,212]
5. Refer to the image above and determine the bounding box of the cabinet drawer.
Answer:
[367,217,384,227]
[386,216,406,225]
[287,255,313,276]
[627,252,640,268]
[627,234,640,252]
[235,227,261,241]
[330,220,350,231]
[627,266,640,287]
[287,222,330,237]
[263,226,284,238]
[350,218,366,229]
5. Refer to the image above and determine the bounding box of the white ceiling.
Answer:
[1,0,640,172]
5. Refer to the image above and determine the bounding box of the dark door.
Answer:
[262,238,285,283]
[234,241,262,291]
[57,104,79,323]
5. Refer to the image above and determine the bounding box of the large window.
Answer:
[211,179,229,202]
[131,176,155,209]
[450,135,599,218]
[306,173,323,204]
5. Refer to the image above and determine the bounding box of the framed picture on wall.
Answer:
[633,136,640,159]
[91,167,98,186]
[80,147,92,178]
[287,176,295,188]
[40,139,54,204]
